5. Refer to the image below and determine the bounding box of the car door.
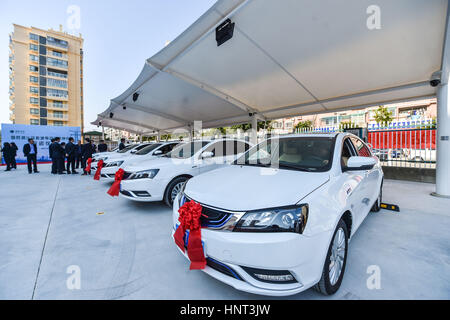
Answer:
[339,137,368,230]
[350,137,381,210]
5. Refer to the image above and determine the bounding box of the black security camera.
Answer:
[430,79,441,87]
[133,92,139,102]
[109,112,114,118]
[430,71,442,87]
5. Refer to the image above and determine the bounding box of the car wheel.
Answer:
[371,182,383,212]
[315,219,348,295]
[164,176,189,208]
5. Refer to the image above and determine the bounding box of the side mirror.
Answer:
[344,156,376,171]
[130,150,137,154]
[153,150,163,155]
[201,151,214,159]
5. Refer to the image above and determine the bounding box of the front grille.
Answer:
[181,195,233,229]
[207,258,242,281]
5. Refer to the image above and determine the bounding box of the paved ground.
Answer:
[0,163,449,300]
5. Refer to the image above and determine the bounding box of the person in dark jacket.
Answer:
[10,142,18,169]
[2,142,12,171]
[49,138,57,174]
[23,138,39,174]
[82,138,94,175]
[119,138,126,151]
[98,140,108,153]
[52,137,65,174]
[65,138,78,174]
[75,140,83,169]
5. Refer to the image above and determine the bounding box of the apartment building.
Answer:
[8,24,84,130]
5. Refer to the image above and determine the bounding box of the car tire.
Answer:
[371,182,383,212]
[164,176,189,208]
[315,219,348,295]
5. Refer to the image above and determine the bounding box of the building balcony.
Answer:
[45,94,68,101]
[46,41,68,51]
[48,114,69,121]
[47,103,69,111]
[9,114,15,122]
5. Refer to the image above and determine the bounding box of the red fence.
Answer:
[368,129,436,150]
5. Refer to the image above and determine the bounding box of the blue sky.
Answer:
[0,0,217,130]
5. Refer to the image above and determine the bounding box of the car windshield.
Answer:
[135,143,162,155]
[165,141,209,159]
[118,144,137,153]
[235,136,335,172]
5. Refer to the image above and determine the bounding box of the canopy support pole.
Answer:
[157,131,161,142]
[251,114,258,145]
[434,7,450,198]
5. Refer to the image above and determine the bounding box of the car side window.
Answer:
[159,143,177,155]
[350,137,372,157]
[341,139,356,168]
[234,141,250,155]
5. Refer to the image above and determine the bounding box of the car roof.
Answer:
[272,133,340,139]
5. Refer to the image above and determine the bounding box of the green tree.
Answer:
[374,106,393,125]
[231,120,272,132]
[294,120,313,130]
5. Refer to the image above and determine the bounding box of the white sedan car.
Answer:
[100,141,181,179]
[92,143,150,170]
[173,133,383,296]
[119,139,252,207]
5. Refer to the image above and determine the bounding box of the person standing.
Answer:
[23,138,39,174]
[53,137,65,175]
[49,138,57,174]
[10,142,18,169]
[82,138,94,175]
[65,138,78,174]
[75,140,83,169]
[2,142,12,171]
[119,138,126,151]
[98,140,108,153]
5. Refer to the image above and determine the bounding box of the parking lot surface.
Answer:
[0,164,449,299]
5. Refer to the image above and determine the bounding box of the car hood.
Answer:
[185,165,330,211]
[122,156,183,172]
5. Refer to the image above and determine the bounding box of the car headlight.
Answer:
[177,183,188,207]
[129,169,159,180]
[234,204,308,234]
[105,160,124,167]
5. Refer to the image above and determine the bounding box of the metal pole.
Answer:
[251,114,258,145]
[434,6,450,197]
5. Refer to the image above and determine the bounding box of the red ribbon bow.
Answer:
[107,168,125,197]
[85,158,92,173]
[174,200,206,270]
[94,160,104,180]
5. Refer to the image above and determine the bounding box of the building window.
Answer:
[53,111,64,118]
[29,65,38,72]
[30,97,39,104]
[30,108,39,115]
[47,88,68,98]
[30,119,39,125]
[29,43,38,51]
[47,78,68,88]
[47,69,67,79]
[47,57,68,68]
[53,121,64,126]
[47,36,68,49]
[30,76,38,83]
[29,33,39,41]
[30,86,39,94]
[29,54,38,62]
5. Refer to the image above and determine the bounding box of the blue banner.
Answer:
[1,124,81,164]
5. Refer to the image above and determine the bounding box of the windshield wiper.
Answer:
[278,163,314,172]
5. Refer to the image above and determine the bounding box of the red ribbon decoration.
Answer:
[107,168,125,197]
[85,158,92,173]
[93,160,104,180]
[174,200,206,270]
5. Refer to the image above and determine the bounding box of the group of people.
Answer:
[1,138,109,175]
[1,142,19,171]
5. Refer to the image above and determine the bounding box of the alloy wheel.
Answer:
[329,228,346,286]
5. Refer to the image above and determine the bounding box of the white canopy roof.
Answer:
[93,0,449,134]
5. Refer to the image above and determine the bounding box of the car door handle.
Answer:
[192,165,198,168]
